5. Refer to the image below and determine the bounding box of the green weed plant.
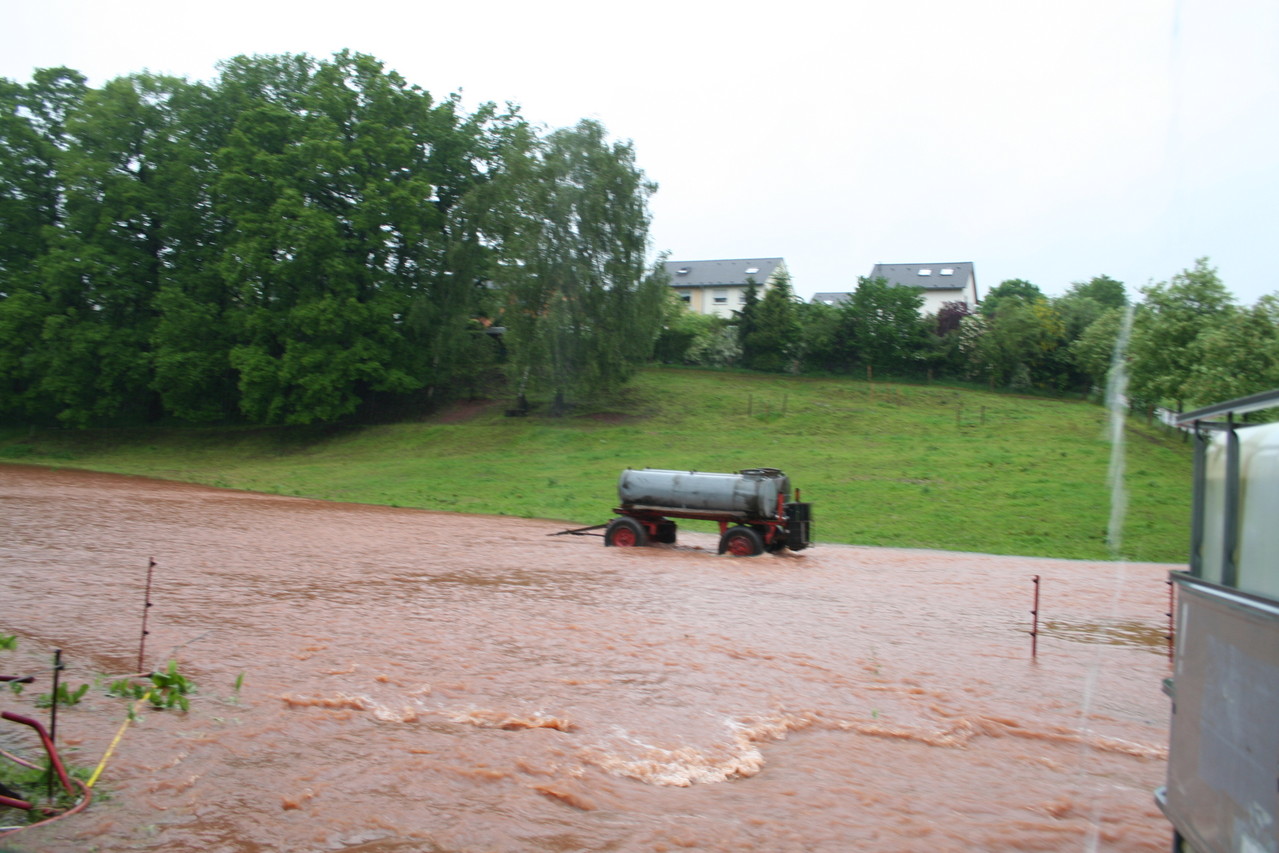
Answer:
[108,660,196,712]
[34,682,89,708]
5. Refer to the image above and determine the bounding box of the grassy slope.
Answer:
[0,368,1193,562]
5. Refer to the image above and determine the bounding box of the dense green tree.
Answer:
[214,54,437,422]
[0,68,87,418]
[742,270,801,372]
[980,278,1044,317]
[970,298,1068,389]
[0,67,86,286]
[22,73,220,425]
[1068,306,1127,393]
[211,52,524,423]
[1128,258,1235,410]
[734,278,762,367]
[796,300,852,373]
[1181,299,1279,407]
[1066,274,1127,309]
[846,275,929,375]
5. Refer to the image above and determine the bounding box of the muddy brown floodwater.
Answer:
[0,464,1178,852]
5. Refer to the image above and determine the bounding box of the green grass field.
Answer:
[0,368,1193,562]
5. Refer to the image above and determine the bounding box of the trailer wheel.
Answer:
[605,517,648,548]
[719,525,764,557]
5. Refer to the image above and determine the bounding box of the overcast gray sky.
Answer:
[4,0,1276,304]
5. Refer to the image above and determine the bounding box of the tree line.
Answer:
[0,53,667,426]
[4,54,1274,428]
[657,259,1279,413]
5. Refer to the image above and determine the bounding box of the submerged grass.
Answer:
[0,368,1192,562]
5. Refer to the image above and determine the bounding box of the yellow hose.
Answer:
[87,698,146,789]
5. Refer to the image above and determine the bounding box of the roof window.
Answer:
[917,268,932,276]
[676,267,690,275]
[940,268,955,275]
[744,267,760,274]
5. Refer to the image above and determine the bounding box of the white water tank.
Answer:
[617,468,790,519]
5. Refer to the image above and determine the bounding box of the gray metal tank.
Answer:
[616,468,791,519]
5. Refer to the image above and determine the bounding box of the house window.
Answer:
[713,289,728,304]
[678,293,691,303]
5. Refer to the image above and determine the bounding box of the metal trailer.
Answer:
[604,467,813,556]
[1159,389,1279,853]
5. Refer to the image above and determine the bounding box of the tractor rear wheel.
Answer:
[605,517,648,548]
[719,525,764,557]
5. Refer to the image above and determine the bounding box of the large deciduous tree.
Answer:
[846,275,929,375]
[1180,299,1279,407]
[1128,258,1235,410]
[497,119,665,414]
[980,278,1044,317]
[0,68,87,420]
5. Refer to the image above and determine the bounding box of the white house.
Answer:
[870,262,979,314]
[664,257,788,318]
[812,262,980,316]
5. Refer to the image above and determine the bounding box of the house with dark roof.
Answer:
[810,262,979,316]
[811,291,852,307]
[870,262,979,315]
[664,257,788,318]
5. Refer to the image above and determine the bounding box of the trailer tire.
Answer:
[605,517,648,548]
[719,525,764,557]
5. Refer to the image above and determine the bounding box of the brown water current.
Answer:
[0,463,1178,851]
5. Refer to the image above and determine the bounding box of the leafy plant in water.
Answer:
[224,671,245,705]
[107,677,149,701]
[107,660,196,711]
[35,682,89,708]
[148,660,195,711]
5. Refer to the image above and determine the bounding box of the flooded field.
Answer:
[0,463,1177,851]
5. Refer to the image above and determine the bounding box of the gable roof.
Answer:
[664,257,784,288]
[870,262,975,292]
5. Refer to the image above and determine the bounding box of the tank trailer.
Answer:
[605,468,812,556]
